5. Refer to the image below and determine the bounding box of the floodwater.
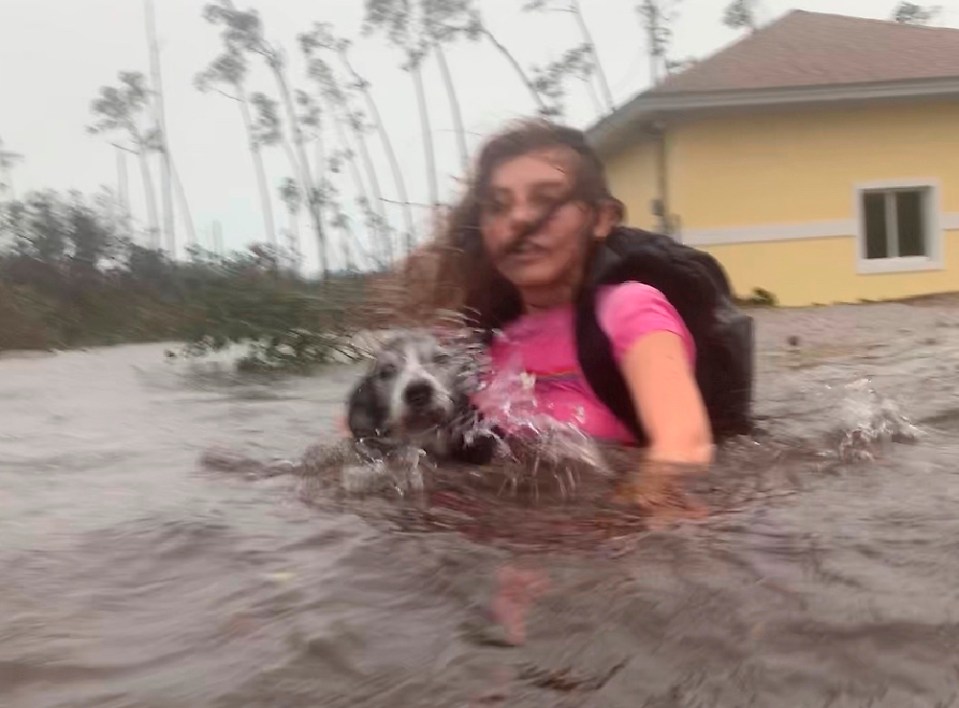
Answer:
[3,300,959,708]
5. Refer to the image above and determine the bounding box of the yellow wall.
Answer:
[603,137,660,232]
[705,232,959,306]
[601,98,959,305]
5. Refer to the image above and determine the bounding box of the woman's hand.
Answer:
[613,458,709,525]
[618,330,714,517]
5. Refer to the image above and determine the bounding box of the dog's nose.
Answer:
[404,380,434,408]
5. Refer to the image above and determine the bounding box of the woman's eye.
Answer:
[532,193,562,213]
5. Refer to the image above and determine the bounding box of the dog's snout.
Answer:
[403,380,434,408]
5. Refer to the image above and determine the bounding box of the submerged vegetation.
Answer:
[0,189,378,369]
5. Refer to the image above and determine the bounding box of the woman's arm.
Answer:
[620,330,714,465]
[615,330,713,517]
[595,281,713,516]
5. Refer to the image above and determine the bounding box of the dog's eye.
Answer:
[432,351,452,365]
[377,364,397,380]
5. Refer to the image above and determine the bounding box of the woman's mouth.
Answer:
[504,239,546,262]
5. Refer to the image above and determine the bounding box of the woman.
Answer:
[411,119,714,510]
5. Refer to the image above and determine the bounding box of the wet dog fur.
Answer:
[346,330,497,465]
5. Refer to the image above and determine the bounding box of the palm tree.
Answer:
[891,2,941,24]
[362,1,440,209]
[722,0,758,32]
[202,1,325,272]
[145,0,175,255]
[636,0,682,84]
[278,177,302,272]
[299,23,415,252]
[522,0,615,112]
[88,72,161,250]
[528,44,595,119]
[303,55,392,264]
[196,44,279,252]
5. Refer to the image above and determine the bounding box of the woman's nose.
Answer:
[506,200,537,231]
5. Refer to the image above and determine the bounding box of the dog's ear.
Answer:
[347,376,388,440]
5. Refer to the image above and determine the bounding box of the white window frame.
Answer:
[854,179,944,274]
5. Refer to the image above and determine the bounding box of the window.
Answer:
[856,181,943,274]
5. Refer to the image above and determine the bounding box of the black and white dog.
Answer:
[346,330,498,465]
[202,330,614,500]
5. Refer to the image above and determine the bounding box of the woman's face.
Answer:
[480,147,605,300]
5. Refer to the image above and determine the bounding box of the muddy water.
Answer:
[3,300,959,708]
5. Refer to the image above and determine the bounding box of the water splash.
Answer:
[467,331,614,501]
[202,319,616,507]
[832,378,923,463]
[295,439,436,498]
[348,316,616,502]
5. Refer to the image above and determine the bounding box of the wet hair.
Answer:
[403,118,624,333]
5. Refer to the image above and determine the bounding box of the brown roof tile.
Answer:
[649,10,959,95]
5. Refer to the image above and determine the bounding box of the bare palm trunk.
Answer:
[316,73,391,266]
[212,219,223,256]
[341,227,355,272]
[410,54,438,221]
[479,27,546,112]
[277,141,305,202]
[330,86,391,265]
[277,141,309,273]
[312,120,329,275]
[330,114,381,270]
[433,43,468,174]
[327,208,356,273]
[269,57,324,275]
[136,147,160,250]
[285,206,301,273]
[115,145,130,224]
[313,126,324,190]
[570,0,614,110]
[236,88,278,251]
[638,0,669,85]
[337,49,415,249]
[145,0,175,256]
[349,121,391,263]
[582,74,604,116]
[288,207,301,255]
[169,155,197,248]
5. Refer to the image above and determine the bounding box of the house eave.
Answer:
[587,76,959,154]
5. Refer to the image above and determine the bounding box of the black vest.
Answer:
[575,226,755,444]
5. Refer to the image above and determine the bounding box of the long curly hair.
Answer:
[398,119,623,333]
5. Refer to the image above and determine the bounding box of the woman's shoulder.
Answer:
[595,280,695,361]
[596,280,673,315]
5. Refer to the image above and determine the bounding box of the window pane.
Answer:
[896,190,926,257]
[863,192,887,259]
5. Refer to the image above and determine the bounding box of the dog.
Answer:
[203,330,621,501]
[201,331,494,495]
[346,329,498,465]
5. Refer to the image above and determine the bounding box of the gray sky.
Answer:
[2,0,958,271]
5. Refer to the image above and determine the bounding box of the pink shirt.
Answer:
[474,281,696,445]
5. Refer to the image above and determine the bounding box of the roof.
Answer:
[588,11,959,151]
[651,10,959,95]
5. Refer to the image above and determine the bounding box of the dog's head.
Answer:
[347,330,475,447]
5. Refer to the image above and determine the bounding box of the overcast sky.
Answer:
[1,0,957,270]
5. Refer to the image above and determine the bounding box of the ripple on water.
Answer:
[4,303,959,707]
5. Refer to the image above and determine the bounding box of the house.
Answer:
[587,10,959,306]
